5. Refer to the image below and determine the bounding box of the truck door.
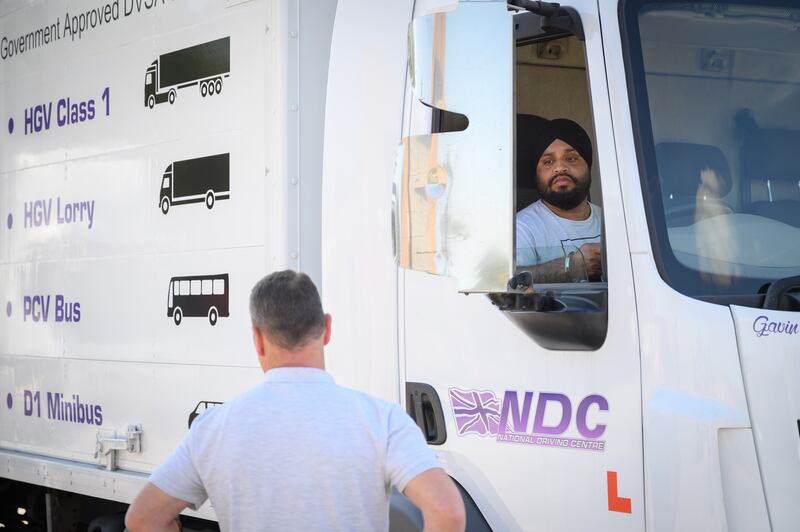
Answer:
[396,2,644,530]
[611,2,799,529]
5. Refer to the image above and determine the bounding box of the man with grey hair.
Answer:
[126,270,466,531]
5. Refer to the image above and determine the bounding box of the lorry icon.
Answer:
[159,153,230,214]
[144,37,230,108]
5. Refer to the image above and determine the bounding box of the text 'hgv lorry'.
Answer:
[2,0,799,531]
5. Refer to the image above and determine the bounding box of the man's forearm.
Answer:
[525,255,574,283]
[125,483,188,532]
[125,516,181,532]
[404,469,466,532]
[422,508,467,532]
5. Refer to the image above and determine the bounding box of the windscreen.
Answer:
[624,1,800,299]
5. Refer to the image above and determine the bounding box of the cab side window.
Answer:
[515,36,605,284]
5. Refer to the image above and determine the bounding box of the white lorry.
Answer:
[1,0,799,530]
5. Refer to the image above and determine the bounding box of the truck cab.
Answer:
[144,61,160,109]
[159,164,173,213]
[322,1,800,530]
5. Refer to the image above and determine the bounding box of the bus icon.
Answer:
[167,274,229,326]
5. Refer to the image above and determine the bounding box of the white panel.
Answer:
[0,356,261,474]
[0,0,283,513]
[718,428,770,532]
[731,305,800,532]
[321,0,411,402]
[0,247,267,366]
[596,2,651,255]
[297,0,337,287]
[0,0,31,18]
[631,256,753,532]
[1,0,266,173]
[0,130,265,264]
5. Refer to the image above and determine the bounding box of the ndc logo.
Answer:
[449,388,609,452]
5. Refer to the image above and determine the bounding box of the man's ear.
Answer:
[322,314,332,346]
[252,326,266,360]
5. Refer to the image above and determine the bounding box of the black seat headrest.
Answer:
[655,142,732,199]
[742,128,800,183]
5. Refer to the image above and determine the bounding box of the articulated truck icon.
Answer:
[144,37,230,108]
[167,274,229,326]
[159,153,230,214]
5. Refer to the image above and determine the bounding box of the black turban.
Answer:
[517,115,593,183]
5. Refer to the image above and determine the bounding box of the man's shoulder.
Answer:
[331,385,413,432]
[186,397,231,432]
[335,383,399,412]
[515,200,551,236]
[186,382,264,431]
[517,199,548,220]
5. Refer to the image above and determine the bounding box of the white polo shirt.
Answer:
[149,367,440,531]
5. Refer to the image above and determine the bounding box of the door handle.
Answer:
[406,382,447,445]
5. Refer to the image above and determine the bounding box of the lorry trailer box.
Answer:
[159,37,231,89]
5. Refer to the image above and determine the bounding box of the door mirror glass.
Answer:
[397,2,515,293]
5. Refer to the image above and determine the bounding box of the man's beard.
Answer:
[539,174,591,210]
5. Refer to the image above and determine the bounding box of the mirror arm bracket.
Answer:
[508,1,585,41]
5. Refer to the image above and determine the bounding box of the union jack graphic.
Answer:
[449,388,502,437]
